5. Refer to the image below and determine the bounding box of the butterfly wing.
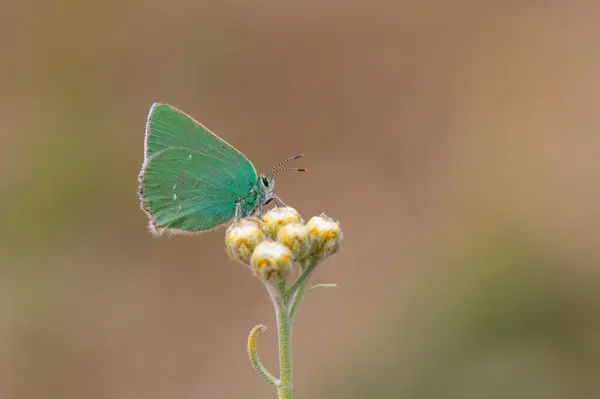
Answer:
[139,103,258,235]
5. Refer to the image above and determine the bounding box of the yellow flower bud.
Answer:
[277,223,310,260]
[307,214,342,258]
[225,219,265,264]
[250,241,293,282]
[261,207,303,238]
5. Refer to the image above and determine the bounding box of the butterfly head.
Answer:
[258,174,276,198]
[258,154,307,202]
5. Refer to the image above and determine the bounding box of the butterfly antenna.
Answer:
[266,154,304,175]
[266,167,308,176]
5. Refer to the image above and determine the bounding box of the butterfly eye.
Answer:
[262,177,270,187]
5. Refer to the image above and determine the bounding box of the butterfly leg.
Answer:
[257,201,264,218]
[234,202,244,222]
[272,194,288,208]
[263,197,274,207]
[253,197,274,220]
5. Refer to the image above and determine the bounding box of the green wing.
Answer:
[139,103,258,235]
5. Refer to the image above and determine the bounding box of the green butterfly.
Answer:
[138,103,306,236]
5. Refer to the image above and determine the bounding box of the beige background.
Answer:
[1,1,599,398]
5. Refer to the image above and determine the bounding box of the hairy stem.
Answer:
[263,260,325,398]
[289,259,319,298]
[308,283,337,292]
[247,325,279,386]
[275,301,293,399]
[289,276,311,321]
[288,260,318,320]
[263,282,293,399]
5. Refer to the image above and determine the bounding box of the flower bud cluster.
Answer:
[225,207,342,283]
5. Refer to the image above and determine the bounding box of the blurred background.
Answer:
[1,0,599,398]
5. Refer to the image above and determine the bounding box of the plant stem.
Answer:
[275,294,293,399]
[264,261,323,398]
[289,275,311,320]
[247,325,279,386]
[288,259,318,320]
[289,259,318,297]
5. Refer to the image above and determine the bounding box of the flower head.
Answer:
[277,223,310,260]
[307,214,342,259]
[261,207,303,238]
[250,241,293,282]
[226,218,265,264]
